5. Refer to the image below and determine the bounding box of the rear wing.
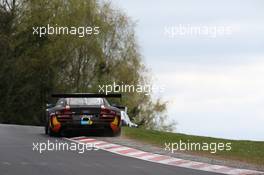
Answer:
[112,105,127,113]
[51,93,122,98]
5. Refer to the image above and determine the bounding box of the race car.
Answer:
[45,93,122,137]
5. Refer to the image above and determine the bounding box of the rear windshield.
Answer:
[67,98,103,106]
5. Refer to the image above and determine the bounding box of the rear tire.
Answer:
[46,119,59,137]
[47,125,55,136]
[45,121,48,135]
[111,128,121,137]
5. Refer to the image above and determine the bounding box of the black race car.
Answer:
[45,94,122,137]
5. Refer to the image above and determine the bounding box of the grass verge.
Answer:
[122,127,264,166]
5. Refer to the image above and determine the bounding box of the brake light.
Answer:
[63,105,72,115]
[56,105,72,117]
[100,105,116,118]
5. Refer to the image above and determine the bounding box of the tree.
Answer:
[0,0,175,131]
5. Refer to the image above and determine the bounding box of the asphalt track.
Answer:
[0,124,222,175]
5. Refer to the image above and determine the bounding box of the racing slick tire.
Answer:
[45,119,59,137]
[110,128,121,137]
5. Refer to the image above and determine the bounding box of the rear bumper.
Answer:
[60,121,112,131]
